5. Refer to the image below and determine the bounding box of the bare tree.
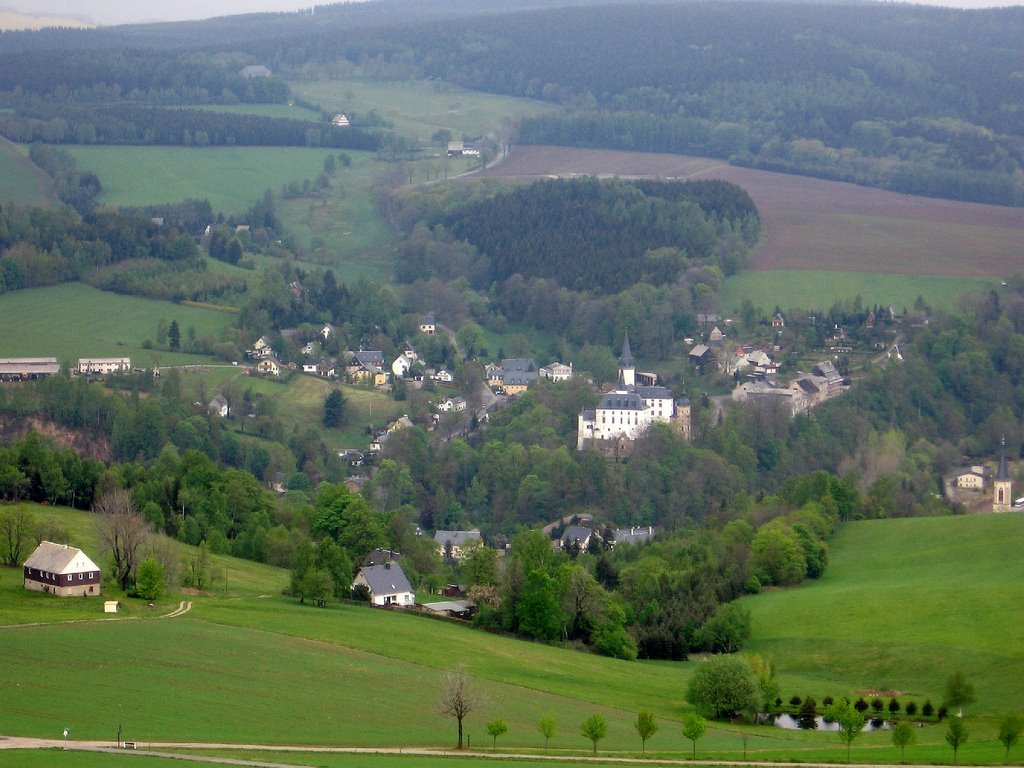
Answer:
[94,489,149,591]
[439,664,480,749]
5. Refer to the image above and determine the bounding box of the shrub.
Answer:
[854,698,869,712]
[922,700,934,717]
[798,696,818,730]
[905,702,918,717]
[871,697,884,713]
[889,699,901,714]
[822,696,834,707]
[938,706,948,721]
[790,695,803,707]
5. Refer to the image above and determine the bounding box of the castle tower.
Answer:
[619,332,636,388]
[994,438,1012,512]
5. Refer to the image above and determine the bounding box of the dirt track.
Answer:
[478,146,1024,279]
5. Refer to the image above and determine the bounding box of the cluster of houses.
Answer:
[0,357,134,382]
[731,360,846,416]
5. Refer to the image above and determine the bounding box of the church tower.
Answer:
[994,438,1012,512]
[619,332,636,388]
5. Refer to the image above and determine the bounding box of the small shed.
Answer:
[104,600,121,614]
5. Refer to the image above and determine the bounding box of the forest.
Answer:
[1,1,1022,204]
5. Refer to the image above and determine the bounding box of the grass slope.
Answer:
[1,514,1022,762]
[291,79,553,144]
[0,137,56,206]
[744,514,1024,716]
[65,146,344,216]
[0,283,234,365]
[719,270,994,316]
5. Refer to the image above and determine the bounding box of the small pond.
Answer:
[772,714,891,732]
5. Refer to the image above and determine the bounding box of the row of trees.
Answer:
[1,106,383,151]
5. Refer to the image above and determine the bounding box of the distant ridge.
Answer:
[0,10,93,30]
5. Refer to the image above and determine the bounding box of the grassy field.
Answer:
[65,146,345,216]
[0,137,56,206]
[744,514,1024,717]
[0,283,235,366]
[290,78,554,145]
[1,513,1022,762]
[719,270,996,316]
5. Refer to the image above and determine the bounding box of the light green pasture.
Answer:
[0,283,233,365]
[720,270,995,317]
[290,78,553,144]
[744,514,1024,715]
[0,137,55,206]
[65,146,344,216]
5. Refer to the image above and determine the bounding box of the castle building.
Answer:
[577,334,691,453]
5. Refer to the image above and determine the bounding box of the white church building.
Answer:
[577,335,691,453]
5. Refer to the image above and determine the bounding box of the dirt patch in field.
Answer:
[481,146,1024,278]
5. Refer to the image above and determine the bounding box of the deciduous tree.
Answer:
[94,489,149,591]
[824,700,865,761]
[944,671,976,715]
[486,719,507,752]
[439,664,479,749]
[538,711,556,750]
[0,505,35,566]
[681,711,706,757]
[635,710,658,754]
[686,654,761,720]
[945,717,968,765]
[579,713,607,755]
[892,720,916,762]
[998,714,1023,762]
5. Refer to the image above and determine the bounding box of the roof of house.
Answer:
[561,525,593,544]
[501,358,536,372]
[613,526,656,546]
[358,563,413,596]
[23,541,99,574]
[434,530,482,548]
[503,371,537,386]
[633,385,674,400]
[619,333,635,368]
[689,344,710,358]
[598,392,645,410]
[363,548,402,566]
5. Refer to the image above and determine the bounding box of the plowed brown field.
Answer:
[479,146,1024,278]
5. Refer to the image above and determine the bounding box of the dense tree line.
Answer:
[433,178,758,293]
[0,48,289,104]
[1,105,383,151]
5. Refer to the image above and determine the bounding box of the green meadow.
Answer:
[0,137,56,206]
[1,512,1022,763]
[290,78,554,144]
[0,283,235,365]
[65,146,345,216]
[744,514,1024,716]
[720,270,996,318]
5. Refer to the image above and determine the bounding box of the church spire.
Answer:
[619,332,636,387]
[994,436,1012,512]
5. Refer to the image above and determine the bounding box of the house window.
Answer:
[79,573,84,580]
[89,572,94,579]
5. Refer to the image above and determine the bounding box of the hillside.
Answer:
[1,511,1021,762]
[745,513,1024,716]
